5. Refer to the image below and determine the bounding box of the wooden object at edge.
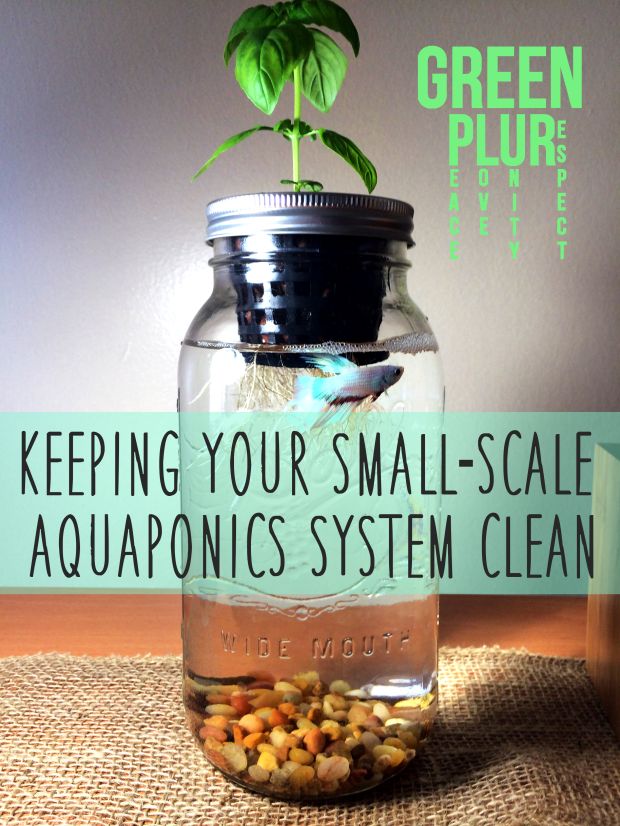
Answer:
[587,443,620,738]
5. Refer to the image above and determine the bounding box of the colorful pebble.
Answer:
[238,713,265,733]
[189,671,433,798]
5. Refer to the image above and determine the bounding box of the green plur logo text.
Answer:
[417,46,583,262]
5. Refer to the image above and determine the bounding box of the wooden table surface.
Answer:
[0,595,587,658]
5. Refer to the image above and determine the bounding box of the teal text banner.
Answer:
[2,412,619,595]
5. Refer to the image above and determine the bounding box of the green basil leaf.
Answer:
[298,179,324,191]
[274,118,294,134]
[272,2,290,19]
[318,129,377,192]
[235,23,314,114]
[288,0,360,56]
[280,178,324,191]
[224,5,280,65]
[274,118,314,139]
[301,28,347,112]
[224,32,248,66]
[192,126,273,180]
[298,120,316,136]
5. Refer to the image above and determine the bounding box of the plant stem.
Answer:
[292,65,302,191]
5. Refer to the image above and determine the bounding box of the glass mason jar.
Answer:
[179,193,443,799]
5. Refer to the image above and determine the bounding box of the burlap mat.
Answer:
[1,648,618,826]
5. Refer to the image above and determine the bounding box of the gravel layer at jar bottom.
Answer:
[184,670,436,799]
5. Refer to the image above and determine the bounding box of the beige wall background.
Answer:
[1,0,618,412]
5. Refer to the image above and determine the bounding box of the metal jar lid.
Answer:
[206,192,414,246]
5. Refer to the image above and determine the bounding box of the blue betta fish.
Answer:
[293,354,404,425]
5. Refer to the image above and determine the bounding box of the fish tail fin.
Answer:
[312,401,358,429]
[293,375,324,410]
[303,354,355,375]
